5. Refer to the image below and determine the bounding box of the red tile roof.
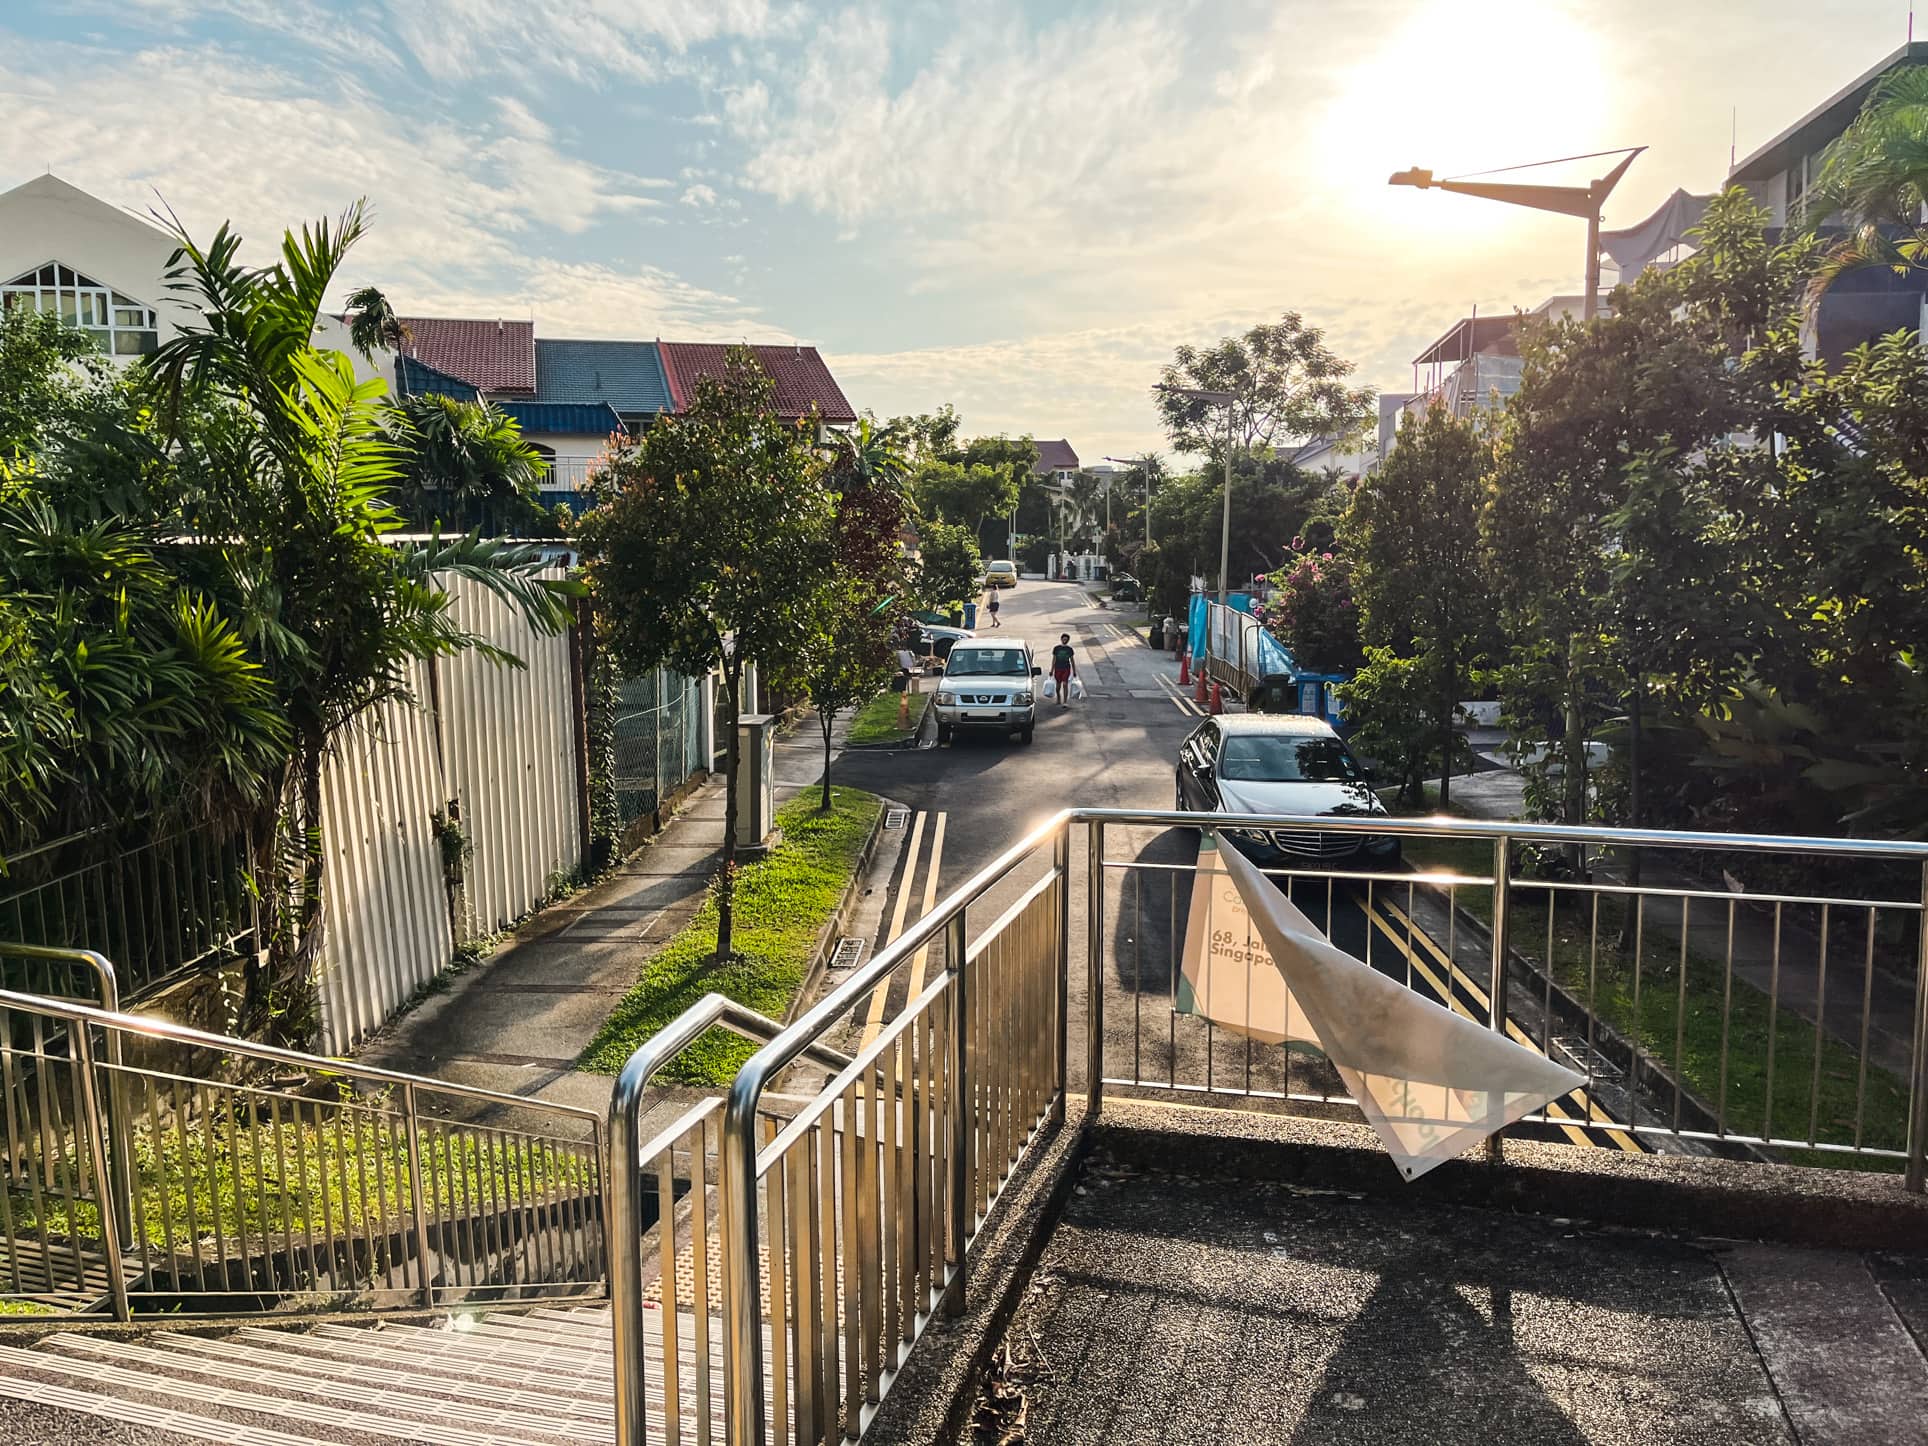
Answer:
[397,317,536,395]
[1032,438,1079,473]
[657,342,856,424]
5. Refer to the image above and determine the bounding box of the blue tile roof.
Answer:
[396,354,480,402]
[496,400,625,436]
[534,339,674,415]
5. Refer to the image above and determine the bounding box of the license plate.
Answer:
[967,711,1003,720]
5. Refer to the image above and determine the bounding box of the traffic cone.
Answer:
[1195,669,1209,705]
[1177,650,1190,686]
[1209,681,1224,715]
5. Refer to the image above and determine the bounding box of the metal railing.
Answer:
[0,819,260,1002]
[602,806,1928,1445]
[0,986,606,1319]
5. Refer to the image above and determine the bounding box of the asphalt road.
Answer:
[829,578,1646,1153]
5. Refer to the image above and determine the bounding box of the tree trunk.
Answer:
[819,705,834,812]
[717,660,742,960]
[1563,634,1587,875]
[1437,654,1456,810]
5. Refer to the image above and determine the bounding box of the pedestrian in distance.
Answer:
[1050,634,1076,708]
[987,590,1002,628]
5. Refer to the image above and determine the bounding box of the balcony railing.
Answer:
[606,807,1928,1445]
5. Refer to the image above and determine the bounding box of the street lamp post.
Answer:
[1163,388,1238,603]
[1388,146,1644,321]
[1389,146,1645,847]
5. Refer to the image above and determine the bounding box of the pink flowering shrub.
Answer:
[1267,540,1361,675]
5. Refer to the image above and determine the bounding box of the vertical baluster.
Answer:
[1674,898,1691,1136]
[289,1097,317,1291]
[1808,905,1831,1148]
[1856,909,1877,1152]
[657,1140,682,1446]
[880,1027,900,1364]
[1628,897,1646,1133]
[693,1116,715,1445]
[862,1039,883,1405]
[790,1129,818,1446]
[1764,902,1783,1142]
[1717,900,1736,1139]
[764,1116,790,1445]
[173,1080,206,1293]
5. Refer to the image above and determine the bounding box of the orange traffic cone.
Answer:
[1195,670,1209,705]
[1177,650,1190,686]
[1209,681,1224,715]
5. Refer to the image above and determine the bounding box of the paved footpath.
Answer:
[353,711,870,1134]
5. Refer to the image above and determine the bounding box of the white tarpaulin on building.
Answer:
[1177,831,1583,1180]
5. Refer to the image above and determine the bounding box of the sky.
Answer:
[1,1,1919,462]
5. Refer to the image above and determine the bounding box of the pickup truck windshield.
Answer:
[947,647,1029,677]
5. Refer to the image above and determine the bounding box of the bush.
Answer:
[1269,545,1361,675]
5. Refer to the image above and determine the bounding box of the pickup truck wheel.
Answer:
[937,724,954,746]
[1020,724,1035,744]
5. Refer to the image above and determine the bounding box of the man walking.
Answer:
[1050,634,1076,708]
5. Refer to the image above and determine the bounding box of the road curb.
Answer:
[787,793,896,1025]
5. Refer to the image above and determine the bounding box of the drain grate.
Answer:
[829,937,867,970]
[884,808,910,830]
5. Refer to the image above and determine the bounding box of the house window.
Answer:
[2,262,159,356]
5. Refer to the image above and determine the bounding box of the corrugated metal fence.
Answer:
[317,571,583,1053]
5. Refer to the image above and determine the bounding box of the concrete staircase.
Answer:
[0,1304,700,1444]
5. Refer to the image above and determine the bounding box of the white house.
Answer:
[1,172,386,384]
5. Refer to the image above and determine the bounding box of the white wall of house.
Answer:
[2,173,390,389]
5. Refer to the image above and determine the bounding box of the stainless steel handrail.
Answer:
[0,987,602,1123]
[608,993,857,1446]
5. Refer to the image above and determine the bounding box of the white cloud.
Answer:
[382,0,778,84]
[680,183,720,207]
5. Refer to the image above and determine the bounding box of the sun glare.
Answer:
[1314,0,1611,238]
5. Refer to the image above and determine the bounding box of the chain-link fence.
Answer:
[609,668,708,833]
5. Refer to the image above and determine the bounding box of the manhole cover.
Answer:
[829,937,866,970]
[884,808,909,830]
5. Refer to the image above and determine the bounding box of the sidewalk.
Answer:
[353,711,863,1135]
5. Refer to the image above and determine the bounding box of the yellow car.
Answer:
[984,560,1018,589]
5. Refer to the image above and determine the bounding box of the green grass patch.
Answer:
[578,787,884,1085]
[847,690,928,745]
[0,1299,55,1316]
[9,1103,592,1256]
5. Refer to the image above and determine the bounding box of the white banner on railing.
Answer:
[1177,832,1582,1180]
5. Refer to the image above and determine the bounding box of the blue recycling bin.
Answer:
[963,601,978,629]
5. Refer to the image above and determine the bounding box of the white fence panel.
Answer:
[439,573,581,937]
[317,661,453,1054]
[316,570,582,1054]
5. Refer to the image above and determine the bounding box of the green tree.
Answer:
[148,202,576,1040]
[577,350,835,957]
[1345,403,1493,806]
[1156,312,1374,457]
[914,458,1018,540]
[915,520,983,614]
[343,285,412,359]
[1802,65,1928,303]
[1268,545,1361,675]
[387,392,548,532]
[793,420,912,811]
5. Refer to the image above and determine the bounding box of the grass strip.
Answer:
[578,786,884,1085]
[847,690,929,745]
[1398,818,1910,1169]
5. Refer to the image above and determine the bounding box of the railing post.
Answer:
[1052,824,1071,1125]
[71,1024,129,1322]
[721,1102,765,1446]
[1907,862,1928,1193]
[1086,820,1106,1117]
[401,1083,434,1307]
[1487,835,1512,1164]
[944,908,970,1316]
[608,1074,649,1445]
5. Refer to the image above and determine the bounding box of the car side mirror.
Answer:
[1032,665,1042,676]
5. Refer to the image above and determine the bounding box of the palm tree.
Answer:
[1803,65,1928,304]
[389,392,547,532]
[147,200,577,1041]
[344,284,412,359]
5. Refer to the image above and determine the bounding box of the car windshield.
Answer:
[1217,734,1360,783]
[947,647,1029,677]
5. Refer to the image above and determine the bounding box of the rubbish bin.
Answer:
[963,601,978,629]
[1149,619,1165,650]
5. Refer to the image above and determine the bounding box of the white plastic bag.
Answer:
[1069,676,1086,702]
[1041,676,1058,701]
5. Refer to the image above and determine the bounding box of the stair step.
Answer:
[233,1327,615,1397]
[0,1366,339,1445]
[346,1320,613,1369]
[0,1342,559,1446]
[43,1334,610,1444]
[155,1331,611,1415]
